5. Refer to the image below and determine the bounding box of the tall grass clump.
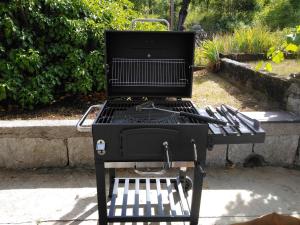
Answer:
[212,25,285,54]
[196,40,220,72]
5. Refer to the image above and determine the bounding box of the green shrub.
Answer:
[255,0,300,30]
[186,0,257,33]
[0,0,158,109]
[256,25,300,72]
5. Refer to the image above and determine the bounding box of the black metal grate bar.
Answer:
[109,178,119,217]
[145,178,151,217]
[176,177,190,216]
[166,178,176,216]
[121,179,129,216]
[133,178,139,217]
[108,216,191,223]
[156,178,164,216]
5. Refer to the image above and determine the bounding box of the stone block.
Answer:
[207,135,299,167]
[0,138,68,168]
[254,135,299,166]
[0,120,93,138]
[68,137,94,167]
[287,96,300,115]
[229,144,253,166]
[206,145,226,166]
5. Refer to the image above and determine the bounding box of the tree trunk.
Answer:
[177,0,191,31]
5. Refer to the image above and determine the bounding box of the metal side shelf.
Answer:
[107,177,191,223]
[198,109,266,145]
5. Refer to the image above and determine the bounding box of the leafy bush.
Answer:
[256,25,300,72]
[255,0,300,30]
[186,0,258,33]
[185,0,300,33]
[0,0,155,109]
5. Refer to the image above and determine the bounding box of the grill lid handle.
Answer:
[131,18,170,30]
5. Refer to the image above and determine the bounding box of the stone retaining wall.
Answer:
[0,117,299,169]
[219,53,296,62]
[220,58,300,115]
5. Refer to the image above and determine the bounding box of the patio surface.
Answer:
[0,167,299,225]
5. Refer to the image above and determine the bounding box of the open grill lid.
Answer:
[105,31,195,98]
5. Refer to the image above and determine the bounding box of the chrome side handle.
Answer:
[76,104,102,133]
[133,140,172,176]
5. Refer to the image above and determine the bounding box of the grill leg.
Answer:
[190,162,205,225]
[108,168,116,199]
[95,160,108,225]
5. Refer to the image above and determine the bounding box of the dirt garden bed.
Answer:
[247,59,300,78]
[0,70,279,120]
[220,58,300,114]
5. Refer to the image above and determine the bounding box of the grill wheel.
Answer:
[177,175,193,192]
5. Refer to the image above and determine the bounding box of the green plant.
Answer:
[257,25,300,72]
[198,40,220,71]
[0,0,160,109]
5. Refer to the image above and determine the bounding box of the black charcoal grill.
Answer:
[76,20,265,225]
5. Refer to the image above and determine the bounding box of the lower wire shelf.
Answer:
[107,177,191,222]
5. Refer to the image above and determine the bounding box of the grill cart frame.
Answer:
[76,19,265,225]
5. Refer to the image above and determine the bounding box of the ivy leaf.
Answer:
[285,43,299,52]
[272,51,284,64]
[267,47,275,58]
[265,62,272,72]
[255,61,263,71]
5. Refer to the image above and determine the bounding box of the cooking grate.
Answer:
[96,101,202,124]
[110,58,187,87]
[111,109,189,124]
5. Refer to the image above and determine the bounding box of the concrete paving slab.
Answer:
[0,167,299,225]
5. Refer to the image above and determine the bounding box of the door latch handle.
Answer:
[191,139,198,162]
[163,141,172,169]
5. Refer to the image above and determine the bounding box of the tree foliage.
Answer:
[256,0,300,30]
[131,0,300,33]
[0,0,139,108]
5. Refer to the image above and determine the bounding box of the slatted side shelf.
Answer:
[107,178,191,222]
[198,109,265,145]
